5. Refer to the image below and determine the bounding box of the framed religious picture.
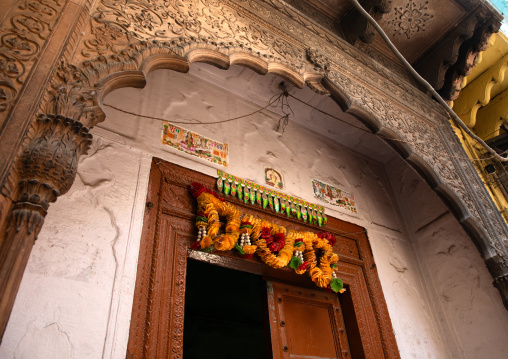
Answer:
[264,167,285,190]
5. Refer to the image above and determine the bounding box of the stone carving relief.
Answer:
[5,113,92,233]
[305,47,330,73]
[0,0,65,120]
[1,0,508,339]
[82,0,303,63]
[387,1,434,39]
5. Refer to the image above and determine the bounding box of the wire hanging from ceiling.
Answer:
[347,0,508,162]
[103,88,507,163]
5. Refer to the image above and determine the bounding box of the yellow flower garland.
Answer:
[239,214,258,255]
[198,193,241,251]
[193,188,344,292]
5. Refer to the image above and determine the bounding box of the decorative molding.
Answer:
[1,0,508,343]
[306,47,330,73]
[25,0,508,309]
[414,9,501,101]
[387,1,434,40]
[128,159,401,358]
[3,114,92,219]
[78,0,444,121]
[0,0,66,120]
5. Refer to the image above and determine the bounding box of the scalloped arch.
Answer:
[89,44,485,244]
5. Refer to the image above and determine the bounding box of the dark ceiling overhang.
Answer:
[282,0,504,101]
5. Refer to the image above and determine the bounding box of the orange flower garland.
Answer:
[239,214,258,256]
[190,182,345,293]
[252,221,294,268]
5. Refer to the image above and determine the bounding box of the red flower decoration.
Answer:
[261,227,272,238]
[324,285,334,293]
[243,253,254,259]
[191,242,201,250]
[190,182,207,198]
[273,233,285,242]
[317,232,336,246]
[189,182,225,201]
[298,261,309,271]
[268,233,285,253]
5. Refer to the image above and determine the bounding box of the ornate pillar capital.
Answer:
[486,255,508,309]
[5,113,92,234]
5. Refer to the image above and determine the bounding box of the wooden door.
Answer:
[127,158,400,359]
[267,281,350,359]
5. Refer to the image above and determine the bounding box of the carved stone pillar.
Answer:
[0,113,92,336]
[485,256,508,309]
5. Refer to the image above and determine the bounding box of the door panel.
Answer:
[127,158,400,359]
[267,281,350,359]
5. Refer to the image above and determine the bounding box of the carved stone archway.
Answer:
[0,0,507,338]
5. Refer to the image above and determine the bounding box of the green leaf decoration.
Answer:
[240,224,253,229]
[330,263,337,269]
[196,216,208,223]
[330,278,343,293]
[294,241,304,247]
[216,177,224,193]
[203,245,214,253]
[235,243,245,255]
[238,184,243,200]
[289,256,302,270]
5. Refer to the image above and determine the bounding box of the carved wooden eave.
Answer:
[413,1,503,101]
[0,0,508,338]
[257,0,503,102]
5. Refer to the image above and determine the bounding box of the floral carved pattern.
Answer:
[24,0,508,310]
[0,0,64,114]
[388,1,434,39]
[82,0,302,62]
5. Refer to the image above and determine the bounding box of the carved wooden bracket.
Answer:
[486,255,508,309]
[337,0,392,44]
[438,18,500,101]
[414,9,502,101]
[0,0,507,343]
[0,112,91,336]
[4,114,92,234]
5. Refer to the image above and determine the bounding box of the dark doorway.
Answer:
[183,259,271,359]
[127,160,399,359]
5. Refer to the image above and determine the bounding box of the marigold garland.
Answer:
[190,182,345,293]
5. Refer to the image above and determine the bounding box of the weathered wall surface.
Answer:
[1,66,508,358]
[387,156,508,358]
[0,138,152,359]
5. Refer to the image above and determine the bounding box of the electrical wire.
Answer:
[103,93,285,125]
[104,89,505,162]
[348,0,508,163]
[286,93,508,162]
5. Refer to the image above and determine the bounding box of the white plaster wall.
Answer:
[0,139,152,359]
[387,156,508,359]
[1,65,508,359]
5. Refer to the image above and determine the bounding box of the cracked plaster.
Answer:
[1,64,508,358]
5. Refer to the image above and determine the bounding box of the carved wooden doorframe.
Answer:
[127,158,400,358]
[1,0,508,340]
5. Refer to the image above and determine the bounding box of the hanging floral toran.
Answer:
[190,183,345,293]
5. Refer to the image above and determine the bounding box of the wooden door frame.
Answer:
[126,158,400,359]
